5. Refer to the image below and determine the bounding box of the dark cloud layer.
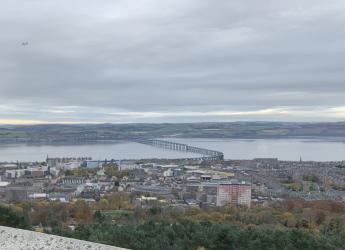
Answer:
[1,0,345,124]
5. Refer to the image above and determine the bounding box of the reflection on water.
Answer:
[0,138,345,162]
[0,141,200,162]
[170,138,345,162]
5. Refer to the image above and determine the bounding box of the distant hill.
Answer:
[1,122,345,143]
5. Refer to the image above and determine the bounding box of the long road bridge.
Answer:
[136,139,224,161]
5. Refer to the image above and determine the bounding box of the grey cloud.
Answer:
[0,0,345,123]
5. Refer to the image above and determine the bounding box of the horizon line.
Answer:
[1,120,345,126]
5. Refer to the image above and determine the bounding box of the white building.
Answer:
[163,169,173,177]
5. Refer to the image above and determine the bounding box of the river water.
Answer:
[0,138,345,162]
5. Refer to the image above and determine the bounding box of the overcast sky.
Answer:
[1,0,345,124]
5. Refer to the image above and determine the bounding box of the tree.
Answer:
[93,210,106,223]
[0,205,28,229]
[281,212,295,227]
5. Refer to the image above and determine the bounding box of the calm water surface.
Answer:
[171,138,345,162]
[0,138,345,162]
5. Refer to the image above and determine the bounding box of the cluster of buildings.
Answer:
[129,162,252,207]
[2,148,345,214]
[0,157,252,208]
[0,158,113,203]
[3,155,345,208]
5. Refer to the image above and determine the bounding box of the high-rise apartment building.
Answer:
[216,180,251,207]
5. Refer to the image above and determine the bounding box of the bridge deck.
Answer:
[137,139,224,161]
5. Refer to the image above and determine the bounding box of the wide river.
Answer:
[1,138,345,162]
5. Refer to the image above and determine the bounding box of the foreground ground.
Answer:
[0,226,127,250]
